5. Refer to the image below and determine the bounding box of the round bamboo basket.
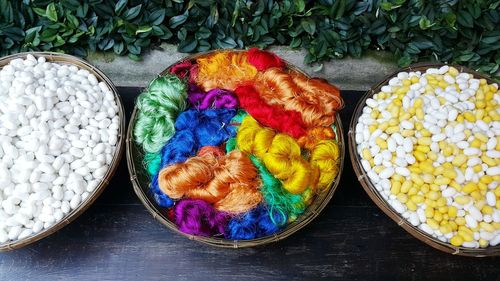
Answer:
[126,50,345,248]
[348,62,500,257]
[0,52,126,251]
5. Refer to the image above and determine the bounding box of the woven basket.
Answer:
[0,52,126,251]
[126,50,345,248]
[348,62,500,257]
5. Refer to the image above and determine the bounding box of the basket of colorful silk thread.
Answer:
[126,48,345,247]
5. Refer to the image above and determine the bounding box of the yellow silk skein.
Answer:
[236,115,314,194]
[309,140,341,190]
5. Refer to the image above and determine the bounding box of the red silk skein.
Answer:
[247,48,285,71]
[234,85,308,139]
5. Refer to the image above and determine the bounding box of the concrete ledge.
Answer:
[87,43,399,91]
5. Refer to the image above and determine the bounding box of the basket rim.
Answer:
[347,61,500,257]
[0,52,126,252]
[125,49,345,248]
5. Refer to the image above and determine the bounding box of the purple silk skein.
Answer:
[188,83,238,109]
[173,199,229,237]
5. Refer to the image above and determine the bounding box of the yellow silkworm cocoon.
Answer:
[406,200,417,211]
[362,148,372,159]
[440,224,452,234]
[410,195,424,204]
[391,181,401,195]
[426,219,439,230]
[397,193,408,203]
[450,235,463,246]
[436,197,447,207]
[480,222,495,232]
[425,207,434,218]
[434,177,451,186]
[401,181,412,193]
[458,230,474,242]
[448,206,458,218]
[438,206,448,214]
[479,239,489,248]
[482,205,493,215]
[462,182,477,194]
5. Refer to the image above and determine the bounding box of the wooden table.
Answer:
[0,88,498,280]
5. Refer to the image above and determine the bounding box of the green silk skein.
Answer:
[250,156,306,224]
[134,74,188,153]
[144,152,162,176]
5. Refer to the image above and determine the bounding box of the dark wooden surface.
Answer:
[0,87,498,281]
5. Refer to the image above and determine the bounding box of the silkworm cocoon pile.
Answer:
[0,54,119,243]
[355,65,500,248]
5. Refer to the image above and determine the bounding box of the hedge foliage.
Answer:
[0,0,499,74]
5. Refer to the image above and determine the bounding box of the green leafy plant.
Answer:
[0,0,498,74]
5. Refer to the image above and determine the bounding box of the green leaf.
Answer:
[32,7,46,17]
[128,53,141,61]
[254,0,265,16]
[40,28,58,42]
[98,38,114,50]
[2,27,25,41]
[76,3,88,17]
[136,26,152,34]
[53,35,65,47]
[46,3,58,22]
[419,16,434,30]
[481,33,500,44]
[380,2,402,11]
[177,28,187,41]
[294,0,305,13]
[457,10,474,28]
[289,37,301,48]
[197,40,211,52]
[149,9,166,25]
[444,13,456,27]
[178,38,198,52]
[114,41,124,55]
[368,20,386,35]
[301,19,316,35]
[66,12,79,29]
[304,53,316,64]
[330,0,346,19]
[115,0,128,15]
[398,54,413,67]
[61,0,80,11]
[406,43,420,54]
[456,51,479,62]
[207,5,219,28]
[123,4,142,21]
[216,37,238,48]
[169,11,188,29]
[127,44,141,55]
[195,27,211,40]
[388,26,401,33]
[24,26,41,43]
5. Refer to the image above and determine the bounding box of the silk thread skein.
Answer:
[188,83,239,109]
[158,149,262,214]
[173,199,229,237]
[195,51,257,91]
[170,60,198,82]
[134,74,188,153]
[247,47,285,71]
[226,205,284,240]
[234,84,308,138]
[253,68,343,127]
[236,115,317,194]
